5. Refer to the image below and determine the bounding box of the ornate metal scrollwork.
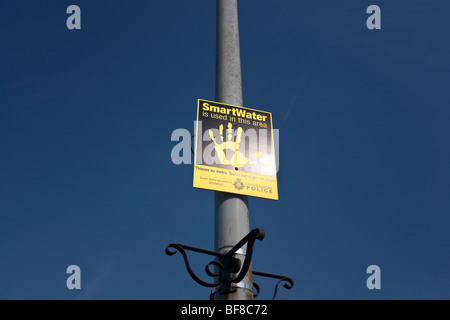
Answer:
[253,271,295,300]
[165,228,294,300]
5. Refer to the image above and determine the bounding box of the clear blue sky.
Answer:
[1,0,449,300]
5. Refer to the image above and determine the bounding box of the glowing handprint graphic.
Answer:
[208,123,261,168]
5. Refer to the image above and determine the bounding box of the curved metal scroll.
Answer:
[228,228,265,285]
[253,271,295,300]
[166,228,294,300]
[165,229,264,292]
[165,243,222,288]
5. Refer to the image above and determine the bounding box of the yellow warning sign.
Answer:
[193,99,278,200]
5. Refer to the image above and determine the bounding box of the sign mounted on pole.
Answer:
[193,99,278,200]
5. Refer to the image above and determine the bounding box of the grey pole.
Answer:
[214,0,253,300]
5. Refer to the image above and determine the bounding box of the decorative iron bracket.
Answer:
[165,228,294,300]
